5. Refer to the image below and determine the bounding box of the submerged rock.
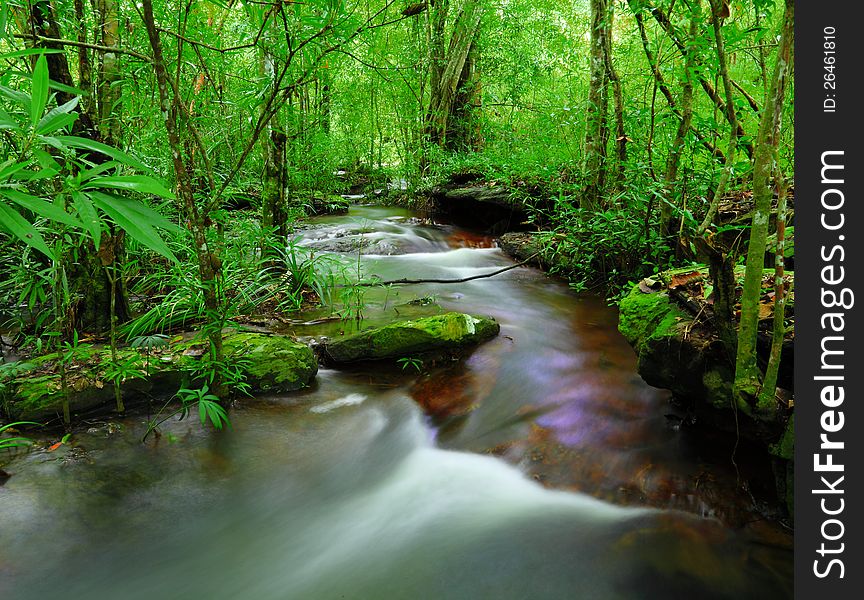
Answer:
[1,332,317,422]
[323,313,500,363]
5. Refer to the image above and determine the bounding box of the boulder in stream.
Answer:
[323,312,500,363]
[0,332,317,422]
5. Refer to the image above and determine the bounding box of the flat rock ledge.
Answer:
[1,332,317,422]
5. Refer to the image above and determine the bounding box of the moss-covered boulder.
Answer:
[1,332,317,422]
[324,313,500,363]
[222,332,317,393]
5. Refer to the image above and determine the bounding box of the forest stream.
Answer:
[0,205,792,599]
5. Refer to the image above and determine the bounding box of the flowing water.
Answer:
[0,205,792,598]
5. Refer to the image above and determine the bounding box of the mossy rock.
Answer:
[1,332,316,422]
[324,313,500,363]
[618,285,689,352]
[222,332,317,393]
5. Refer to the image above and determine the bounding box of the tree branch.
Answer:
[351,253,541,287]
[13,33,151,62]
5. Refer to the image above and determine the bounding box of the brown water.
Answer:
[0,205,792,598]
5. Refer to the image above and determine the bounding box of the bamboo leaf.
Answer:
[36,97,79,135]
[31,55,49,127]
[0,108,16,130]
[56,136,150,171]
[0,85,30,113]
[71,190,102,249]
[84,175,175,199]
[0,203,54,259]
[88,191,177,262]
[0,189,82,229]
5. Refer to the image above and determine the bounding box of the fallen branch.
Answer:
[350,252,541,287]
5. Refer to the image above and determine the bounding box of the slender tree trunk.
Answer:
[659,0,700,238]
[141,0,226,399]
[603,1,626,188]
[757,171,789,408]
[260,48,288,239]
[582,0,609,210]
[733,0,793,413]
[95,0,121,146]
[74,0,98,125]
[698,0,739,234]
[631,7,725,163]
[645,0,754,159]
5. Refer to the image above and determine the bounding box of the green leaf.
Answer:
[0,189,82,229]
[88,191,177,262]
[0,159,30,181]
[115,195,182,234]
[31,55,49,127]
[56,136,150,171]
[84,175,175,199]
[71,190,102,249]
[36,97,79,134]
[0,85,30,113]
[199,399,208,425]
[0,203,54,259]
[0,108,16,130]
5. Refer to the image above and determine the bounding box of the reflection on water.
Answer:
[0,204,792,598]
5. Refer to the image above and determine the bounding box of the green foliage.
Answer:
[0,421,39,451]
[397,356,423,372]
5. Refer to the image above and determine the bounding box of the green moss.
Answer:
[325,313,500,363]
[222,332,317,392]
[2,332,317,421]
[702,370,732,410]
[617,286,688,351]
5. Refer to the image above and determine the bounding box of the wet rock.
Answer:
[323,313,500,363]
[1,332,317,422]
[496,232,544,265]
[497,232,579,277]
[301,235,414,255]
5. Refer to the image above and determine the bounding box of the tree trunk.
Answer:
[141,0,226,399]
[603,0,626,188]
[260,48,288,239]
[446,33,482,151]
[426,0,482,148]
[757,171,789,408]
[29,0,129,335]
[659,0,700,238]
[698,0,739,234]
[582,0,609,210]
[631,6,725,163]
[95,0,121,146]
[733,0,793,413]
